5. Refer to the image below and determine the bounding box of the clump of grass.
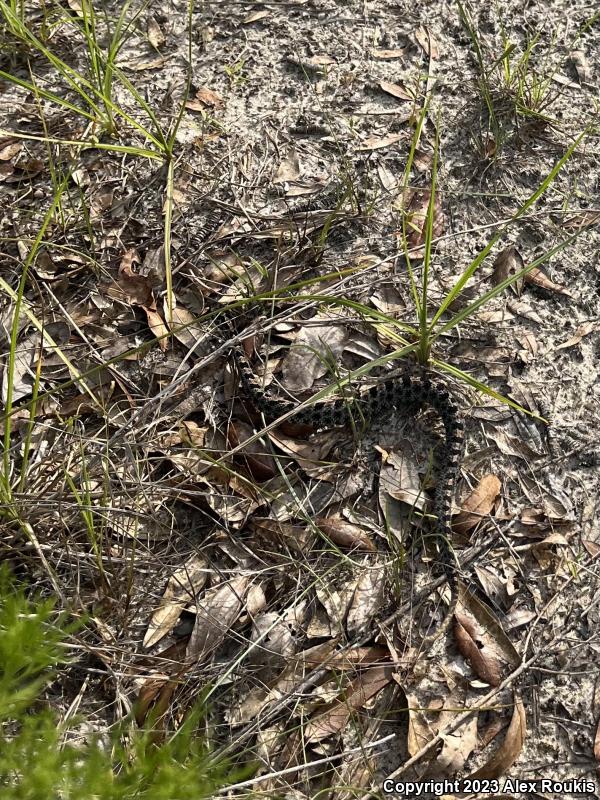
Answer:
[457,0,562,156]
[0,566,245,799]
[0,0,185,159]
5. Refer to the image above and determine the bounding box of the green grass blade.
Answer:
[432,230,580,337]
[432,358,546,420]
[429,129,585,330]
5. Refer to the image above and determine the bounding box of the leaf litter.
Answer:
[1,0,599,795]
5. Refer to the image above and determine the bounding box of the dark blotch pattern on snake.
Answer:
[231,339,464,642]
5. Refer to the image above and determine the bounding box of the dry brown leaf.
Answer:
[476,309,515,324]
[204,466,261,523]
[0,329,40,404]
[315,582,357,633]
[115,248,154,306]
[304,665,394,742]
[243,9,270,23]
[379,445,427,511]
[551,72,581,89]
[186,576,250,662]
[144,306,168,349]
[281,322,348,391]
[569,49,591,83]
[453,474,501,536]
[555,320,597,351]
[467,694,526,779]
[488,428,542,462]
[135,677,178,728]
[144,556,208,648]
[289,54,336,70]
[454,587,520,686]
[379,80,413,101]
[273,151,301,184]
[525,266,572,297]
[17,157,44,177]
[250,517,313,554]
[414,26,439,59]
[322,646,389,671]
[0,140,21,160]
[167,305,205,349]
[267,429,340,477]
[315,516,377,552]
[147,17,165,48]
[397,188,444,259]
[228,419,276,481]
[371,48,405,59]
[185,86,225,110]
[358,133,403,151]
[506,298,544,324]
[492,246,524,292]
[346,566,386,635]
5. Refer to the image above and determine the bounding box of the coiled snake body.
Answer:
[231,335,465,642]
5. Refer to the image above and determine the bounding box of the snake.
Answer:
[228,328,465,643]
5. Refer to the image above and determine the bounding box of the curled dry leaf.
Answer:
[203,467,261,525]
[267,429,340,478]
[144,306,168,349]
[304,665,394,743]
[127,56,168,71]
[555,320,598,351]
[492,246,524,293]
[525,266,573,297]
[487,428,543,462]
[453,474,501,537]
[144,556,208,648]
[115,248,155,307]
[454,587,520,686]
[135,677,178,728]
[467,693,526,779]
[186,576,250,662]
[414,26,439,59]
[166,305,205,349]
[315,516,377,552]
[1,329,39,404]
[569,49,591,83]
[315,581,357,632]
